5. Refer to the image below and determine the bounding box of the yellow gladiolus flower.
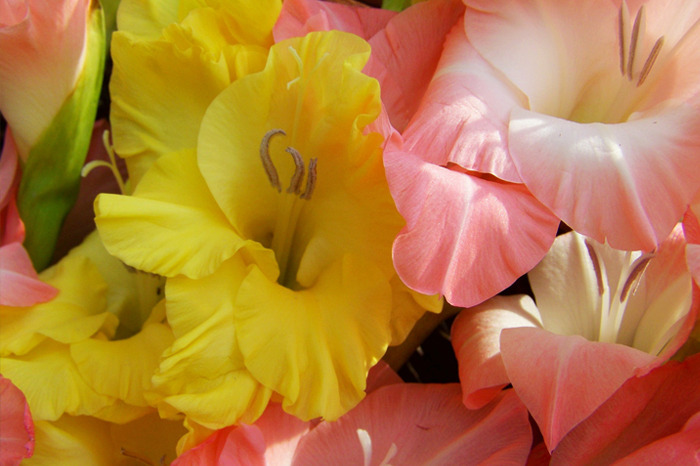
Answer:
[96,30,439,428]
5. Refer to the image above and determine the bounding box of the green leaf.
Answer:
[18,4,106,271]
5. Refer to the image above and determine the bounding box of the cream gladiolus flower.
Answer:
[96,30,440,428]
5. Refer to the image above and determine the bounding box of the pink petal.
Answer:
[385,148,558,307]
[509,105,700,251]
[173,425,266,466]
[0,242,57,307]
[365,360,402,393]
[274,0,395,43]
[292,385,532,465]
[0,376,34,464]
[400,19,525,181]
[551,353,700,465]
[451,294,542,409]
[0,0,90,156]
[500,327,660,452]
[363,0,464,132]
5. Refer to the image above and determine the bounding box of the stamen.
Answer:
[300,157,317,200]
[285,147,305,194]
[618,1,630,76]
[637,36,665,86]
[585,240,605,296]
[260,129,285,192]
[627,4,646,80]
[120,448,154,465]
[619,254,652,302]
[81,130,127,195]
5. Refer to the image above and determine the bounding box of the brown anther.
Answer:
[627,4,646,80]
[120,448,155,465]
[620,254,652,302]
[285,147,305,194]
[618,2,630,75]
[300,158,318,200]
[585,241,605,296]
[260,129,286,192]
[637,36,664,86]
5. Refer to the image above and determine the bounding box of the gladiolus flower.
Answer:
[407,0,700,252]
[0,0,106,269]
[96,30,440,428]
[452,226,698,451]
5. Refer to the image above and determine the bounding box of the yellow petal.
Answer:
[95,149,260,279]
[234,255,393,421]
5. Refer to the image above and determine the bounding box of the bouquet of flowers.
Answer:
[1,0,699,464]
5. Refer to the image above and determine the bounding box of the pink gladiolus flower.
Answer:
[175,375,532,464]
[0,129,57,307]
[0,376,34,464]
[407,0,700,252]
[551,353,700,465]
[452,226,698,452]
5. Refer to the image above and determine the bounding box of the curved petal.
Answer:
[0,376,34,464]
[385,148,558,307]
[400,19,525,181]
[451,294,542,409]
[551,353,700,465]
[95,149,251,279]
[292,385,532,465]
[234,255,393,421]
[500,327,660,452]
[173,425,266,466]
[509,105,700,250]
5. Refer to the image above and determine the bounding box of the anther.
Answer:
[585,240,605,296]
[627,4,646,80]
[618,2,630,75]
[285,147,305,194]
[260,129,285,192]
[620,254,652,302]
[637,36,664,86]
[300,158,318,200]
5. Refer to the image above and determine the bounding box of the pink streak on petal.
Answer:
[364,0,464,132]
[401,19,525,181]
[274,0,395,43]
[509,106,700,251]
[0,376,34,464]
[385,148,558,308]
[451,295,542,409]
[551,353,700,465]
[500,327,660,452]
[292,385,532,465]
